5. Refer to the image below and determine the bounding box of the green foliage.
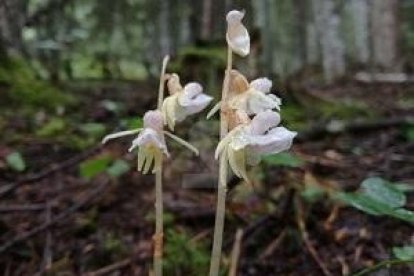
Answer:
[100,100,124,114]
[301,178,325,203]
[106,159,130,177]
[402,123,414,141]
[121,117,143,129]
[0,58,71,110]
[280,104,307,130]
[79,155,131,180]
[318,100,373,120]
[393,246,414,261]
[262,152,304,168]
[5,152,26,172]
[103,233,124,255]
[79,155,112,180]
[164,229,210,276]
[36,118,66,137]
[79,123,106,139]
[336,177,414,224]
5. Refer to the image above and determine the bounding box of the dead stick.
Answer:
[0,145,102,197]
[295,196,332,276]
[0,204,48,212]
[83,258,131,276]
[43,202,52,271]
[228,228,243,276]
[259,229,287,260]
[296,116,414,142]
[0,180,108,254]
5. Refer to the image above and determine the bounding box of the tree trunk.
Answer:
[201,0,212,41]
[313,0,346,83]
[0,0,26,55]
[159,0,171,57]
[350,0,370,64]
[371,0,400,72]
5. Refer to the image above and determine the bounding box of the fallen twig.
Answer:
[355,72,414,83]
[228,228,243,276]
[0,204,49,212]
[83,258,131,276]
[0,145,102,197]
[258,229,287,260]
[0,180,108,254]
[295,196,333,276]
[43,202,52,271]
[297,116,414,142]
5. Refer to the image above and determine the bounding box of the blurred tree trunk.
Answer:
[0,0,27,56]
[159,0,171,57]
[255,0,274,75]
[350,0,370,65]
[371,0,401,72]
[312,0,345,82]
[201,0,212,41]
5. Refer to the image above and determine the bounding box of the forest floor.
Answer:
[0,79,413,275]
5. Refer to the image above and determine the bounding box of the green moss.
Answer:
[164,229,211,275]
[0,57,72,110]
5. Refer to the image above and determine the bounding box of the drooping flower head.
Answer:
[102,109,200,174]
[162,73,213,130]
[226,10,250,56]
[215,110,296,182]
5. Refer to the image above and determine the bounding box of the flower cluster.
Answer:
[210,9,296,182]
[162,74,213,130]
[102,73,210,174]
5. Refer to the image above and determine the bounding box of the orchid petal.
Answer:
[226,10,250,56]
[102,128,142,144]
[228,147,249,182]
[153,149,162,173]
[164,131,199,156]
[206,101,221,119]
[143,110,164,131]
[249,110,280,135]
[137,146,145,171]
[142,148,154,174]
[162,96,178,130]
[250,78,272,93]
[247,127,297,156]
[130,128,168,155]
[247,90,281,115]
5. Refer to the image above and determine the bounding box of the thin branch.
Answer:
[228,228,243,276]
[295,196,332,276]
[83,258,131,276]
[0,145,102,197]
[0,180,108,254]
[352,259,414,276]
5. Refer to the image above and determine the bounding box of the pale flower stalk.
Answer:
[209,9,251,276]
[101,55,209,276]
[209,10,296,276]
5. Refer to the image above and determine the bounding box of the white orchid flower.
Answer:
[226,10,250,56]
[162,73,213,130]
[228,70,281,115]
[102,110,199,174]
[215,110,296,182]
[207,70,281,120]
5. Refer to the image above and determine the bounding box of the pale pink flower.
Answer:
[226,10,250,56]
[162,74,213,130]
[215,110,296,181]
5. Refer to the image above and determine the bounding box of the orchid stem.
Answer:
[153,55,169,276]
[209,46,233,276]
